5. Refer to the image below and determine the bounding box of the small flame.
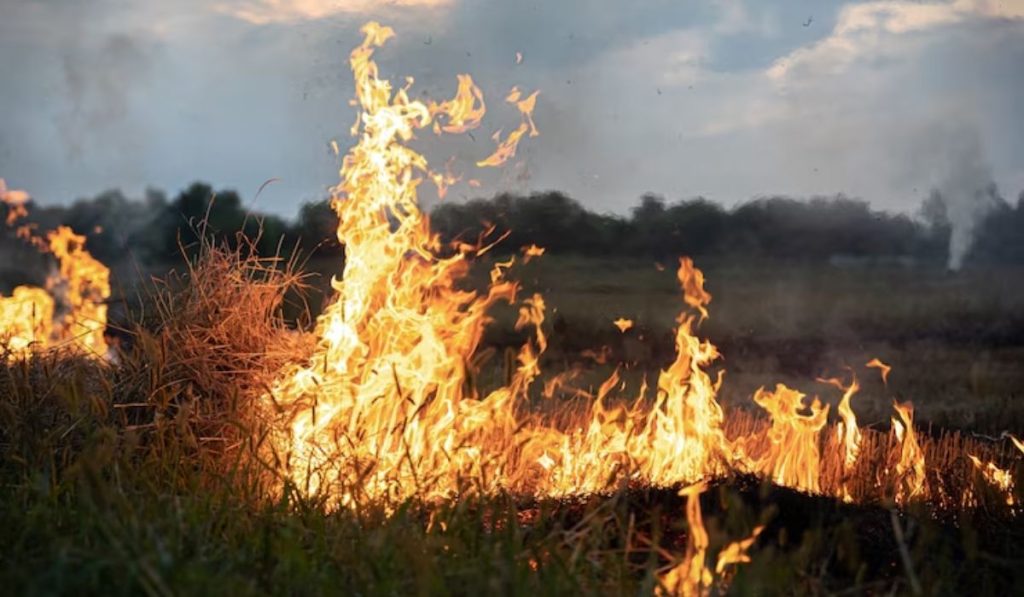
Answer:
[1011,434,1024,455]
[866,358,891,385]
[891,401,927,505]
[521,244,545,263]
[968,454,1015,506]
[819,374,862,501]
[613,318,633,333]
[0,179,30,226]
[476,87,539,168]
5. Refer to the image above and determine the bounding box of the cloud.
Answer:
[769,0,1024,81]
[1,0,1022,218]
[215,0,454,24]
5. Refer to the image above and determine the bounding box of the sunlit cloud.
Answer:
[769,0,1024,81]
[216,0,455,24]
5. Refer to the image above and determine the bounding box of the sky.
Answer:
[1,0,1022,218]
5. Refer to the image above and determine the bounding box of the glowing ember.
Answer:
[613,317,633,333]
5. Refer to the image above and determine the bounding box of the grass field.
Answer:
[3,251,1024,595]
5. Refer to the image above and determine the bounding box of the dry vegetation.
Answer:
[2,244,1023,595]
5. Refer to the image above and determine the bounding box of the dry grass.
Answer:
[1,246,1023,594]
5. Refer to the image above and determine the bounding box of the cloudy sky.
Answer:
[1,0,1022,217]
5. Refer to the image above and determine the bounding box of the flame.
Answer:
[429,74,486,134]
[266,22,541,504]
[1,187,110,358]
[521,244,545,263]
[266,22,1015,523]
[658,482,763,596]
[819,374,862,501]
[866,357,891,385]
[0,287,55,356]
[0,179,30,226]
[46,227,111,355]
[476,87,539,168]
[968,454,1015,506]
[1011,434,1024,455]
[749,384,829,493]
[891,401,927,505]
[613,317,633,333]
[659,484,713,596]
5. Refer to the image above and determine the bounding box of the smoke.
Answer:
[932,130,1004,270]
[60,33,155,161]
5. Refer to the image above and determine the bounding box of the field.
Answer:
[4,251,1020,595]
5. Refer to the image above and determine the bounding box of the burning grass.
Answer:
[2,225,1024,594]
[3,20,1024,596]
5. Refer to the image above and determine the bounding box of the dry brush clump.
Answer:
[113,236,315,481]
[0,234,317,496]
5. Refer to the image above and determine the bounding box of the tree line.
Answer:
[3,181,1024,276]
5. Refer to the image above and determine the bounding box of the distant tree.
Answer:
[966,191,1024,265]
[291,200,342,256]
[149,182,287,261]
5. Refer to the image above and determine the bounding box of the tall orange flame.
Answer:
[891,401,927,505]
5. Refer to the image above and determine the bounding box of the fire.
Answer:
[265,21,1006,528]
[613,317,633,333]
[866,357,891,385]
[476,86,539,168]
[748,384,829,494]
[521,244,545,263]
[0,179,30,225]
[1012,434,1024,455]
[0,185,110,358]
[819,374,862,501]
[968,455,1015,506]
[658,482,763,596]
[0,286,54,356]
[891,401,927,505]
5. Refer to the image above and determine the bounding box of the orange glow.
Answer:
[613,317,633,333]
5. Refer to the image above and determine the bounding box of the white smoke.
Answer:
[933,134,1003,270]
